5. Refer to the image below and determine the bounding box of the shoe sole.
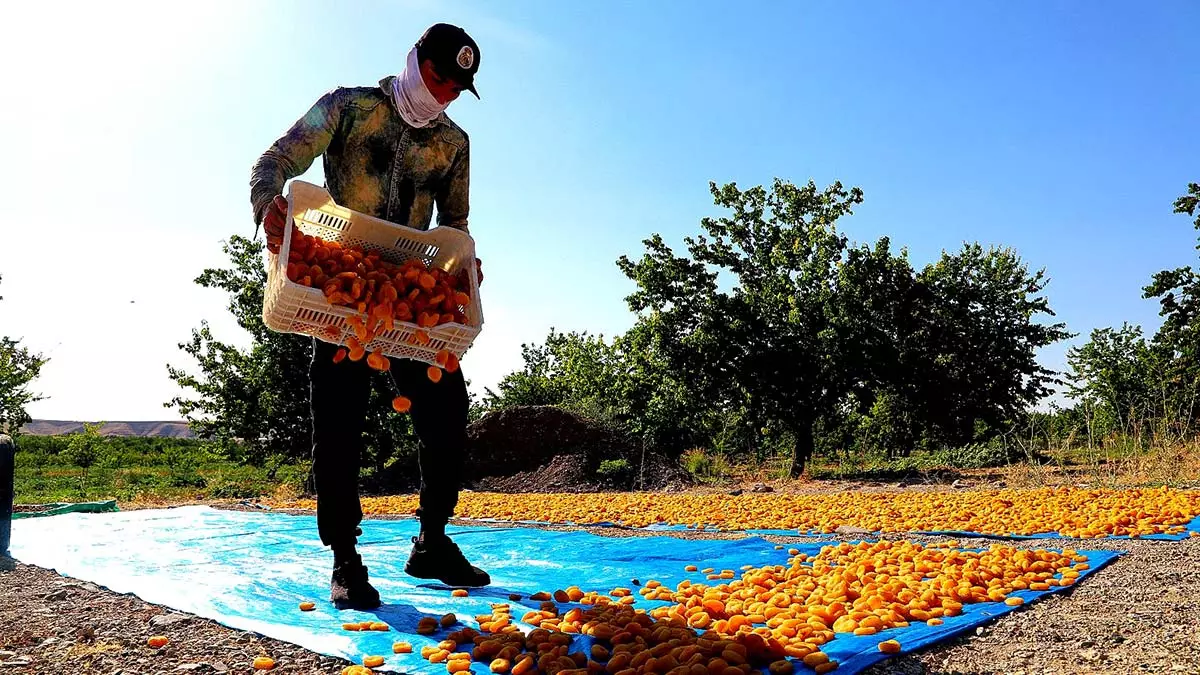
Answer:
[405,564,490,588]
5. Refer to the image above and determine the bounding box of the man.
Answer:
[250,23,489,610]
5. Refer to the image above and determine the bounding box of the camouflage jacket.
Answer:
[250,76,470,233]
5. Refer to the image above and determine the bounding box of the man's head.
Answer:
[415,23,480,105]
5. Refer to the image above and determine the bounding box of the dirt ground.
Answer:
[3,497,1200,675]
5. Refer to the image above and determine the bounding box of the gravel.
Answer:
[4,506,1200,674]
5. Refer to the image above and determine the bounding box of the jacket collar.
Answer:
[379,76,448,128]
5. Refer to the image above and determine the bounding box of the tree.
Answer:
[1142,182,1200,437]
[167,236,415,472]
[483,328,704,451]
[617,179,872,477]
[1066,324,1157,443]
[0,274,48,434]
[905,244,1072,447]
[65,422,105,495]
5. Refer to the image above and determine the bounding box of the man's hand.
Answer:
[262,194,289,254]
[476,258,484,286]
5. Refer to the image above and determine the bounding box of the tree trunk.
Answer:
[789,418,814,479]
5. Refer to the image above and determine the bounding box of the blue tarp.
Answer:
[10,507,1119,674]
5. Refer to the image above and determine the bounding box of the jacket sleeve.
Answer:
[436,139,470,233]
[249,89,342,229]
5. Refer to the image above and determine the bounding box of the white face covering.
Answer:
[390,46,448,128]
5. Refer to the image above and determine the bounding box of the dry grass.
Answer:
[1002,439,1200,489]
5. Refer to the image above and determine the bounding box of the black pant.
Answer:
[310,338,468,549]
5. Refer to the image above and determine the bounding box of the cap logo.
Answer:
[456,45,474,70]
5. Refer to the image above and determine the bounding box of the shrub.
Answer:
[597,458,631,476]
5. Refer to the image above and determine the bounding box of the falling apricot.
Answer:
[428,366,444,383]
[367,350,389,371]
[445,353,460,373]
[392,396,412,413]
[332,348,348,364]
[435,349,451,367]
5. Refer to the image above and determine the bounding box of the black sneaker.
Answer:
[331,553,381,610]
[405,535,491,587]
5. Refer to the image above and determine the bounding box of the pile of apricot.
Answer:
[269,486,1200,539]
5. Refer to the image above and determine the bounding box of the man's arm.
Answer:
[435,140,470,233]
[249,89,343,231]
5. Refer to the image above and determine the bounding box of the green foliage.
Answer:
[166,236,416,477]
[483,328,705,452]
[899,244,1072,448]
[0,274,48,435]
[597,458,631,476]
[613,179,1069,474]
[1067,324,1162,442]
[618,179,868,476]
[14,435,308,504]
[1138,181,1200,439]
[481,179,1074,476]
[164,442,208,488]
[64,422,105,495]
[680,448,733,483]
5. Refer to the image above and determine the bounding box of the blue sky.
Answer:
[1,0,1197,420]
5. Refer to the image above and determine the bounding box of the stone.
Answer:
[150,613,192,627]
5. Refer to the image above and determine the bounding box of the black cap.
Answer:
[416,23,481,99]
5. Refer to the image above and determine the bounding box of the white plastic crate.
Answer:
[262,180,483,366]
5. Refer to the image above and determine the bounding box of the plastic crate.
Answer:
[262,180,483,366]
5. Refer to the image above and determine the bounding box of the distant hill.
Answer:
[21,420,195,438]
